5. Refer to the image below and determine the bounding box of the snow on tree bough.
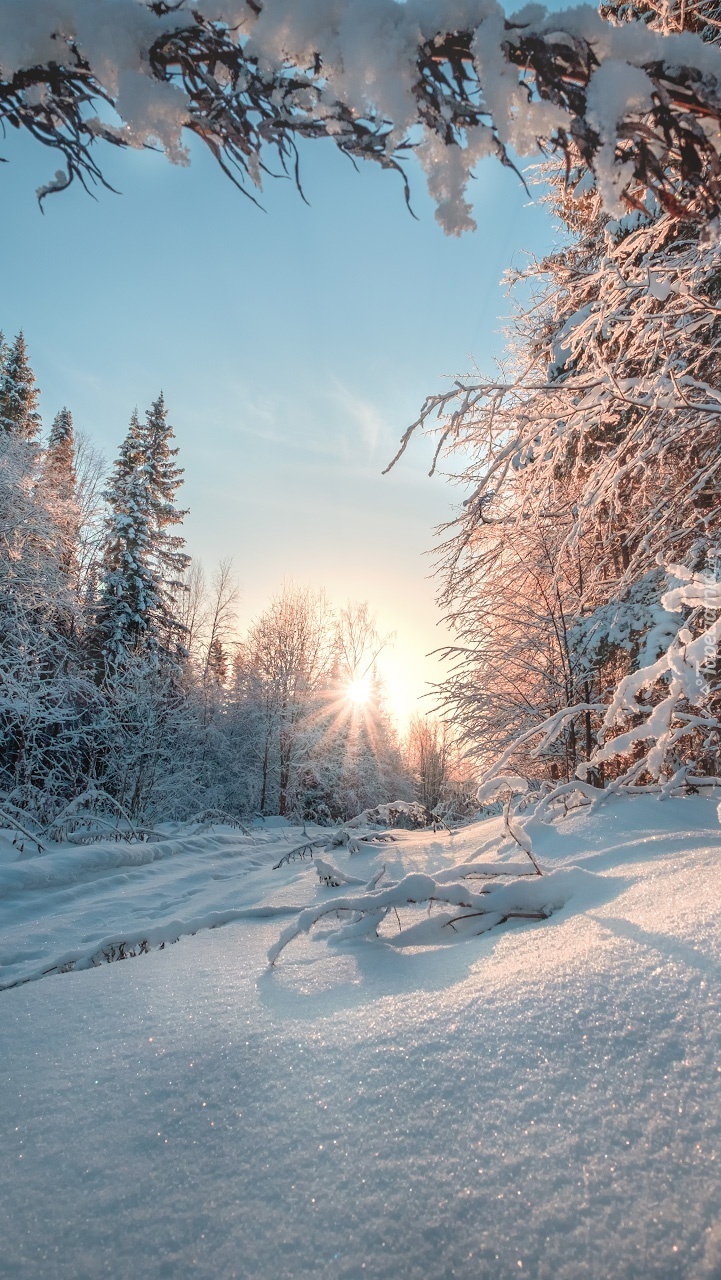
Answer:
[4,2,721,229]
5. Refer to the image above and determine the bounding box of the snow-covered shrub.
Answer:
[476,567,721,809]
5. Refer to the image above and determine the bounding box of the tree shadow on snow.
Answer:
[598,915,720,981]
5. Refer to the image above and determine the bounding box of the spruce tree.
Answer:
[142,393,189,583]
[45,407,76,501]
[0,332,42,441]
[207,638,228,686]
[141,392,189,652]
[0,337,90,810]
[94,410,160,666]
[95,395,189,669]
[43,407,80,583]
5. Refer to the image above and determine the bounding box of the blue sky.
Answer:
[2,121,557,723]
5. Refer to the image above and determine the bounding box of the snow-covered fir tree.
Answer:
[206,638,228,688]
[94,410,162,667]
[94,396,189,669]
[0,332,42,442]
[0,336,96,816]
[42,407,80,586]
[140,392,189,653]
[45,407,76,500]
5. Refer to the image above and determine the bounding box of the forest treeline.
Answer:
[0,332,476,835]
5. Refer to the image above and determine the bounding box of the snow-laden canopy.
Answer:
[4,0,721,229]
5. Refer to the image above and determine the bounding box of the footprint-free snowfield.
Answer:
[2,795,721,1279]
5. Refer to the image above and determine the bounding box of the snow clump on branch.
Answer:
[4,1,721,228]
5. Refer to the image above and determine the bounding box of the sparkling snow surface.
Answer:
[2,797,721,1279]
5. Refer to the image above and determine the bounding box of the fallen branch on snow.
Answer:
[314,858,366,888]
[268,871,558,965]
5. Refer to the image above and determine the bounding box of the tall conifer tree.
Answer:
[0,332,41,441]
[94,410,159,666]
[141,392,189,653]
[95,395,189,668]
[43,407,80,584]
[45,408,76,498]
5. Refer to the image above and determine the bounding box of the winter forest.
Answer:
[1,328,479,831]
[2,0,721,836]
[3,1,721,1278]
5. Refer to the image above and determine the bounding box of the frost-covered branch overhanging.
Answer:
[4,0,721,229]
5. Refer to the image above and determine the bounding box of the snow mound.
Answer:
[345,800,438,829]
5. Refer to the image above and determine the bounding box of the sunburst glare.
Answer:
[346,676,372,706]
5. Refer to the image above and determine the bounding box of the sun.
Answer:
[346,676,372,707]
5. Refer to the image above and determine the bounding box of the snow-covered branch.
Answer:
[267,868,560,964]
[584,569,721,786]
[474,569,721,812]
[4,1,721,229]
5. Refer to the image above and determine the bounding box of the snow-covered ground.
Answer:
[2,796,721,1279]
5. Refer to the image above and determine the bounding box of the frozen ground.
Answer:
[1,795,721,1279]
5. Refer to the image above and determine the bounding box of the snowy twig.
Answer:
[273,839,327,870]
[0,808,45,853]
[443,909,547,930]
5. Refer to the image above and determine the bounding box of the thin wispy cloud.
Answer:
[327,378,392,460]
